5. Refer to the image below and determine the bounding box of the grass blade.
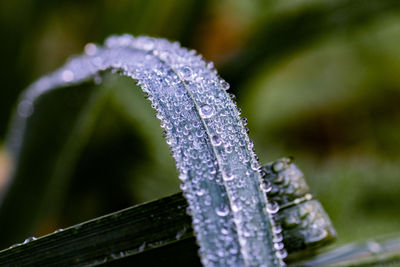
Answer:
[1,35,281,266]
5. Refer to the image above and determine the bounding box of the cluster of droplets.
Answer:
[8,236,37,249]
[259,160,295,266]
[8,34,281,267]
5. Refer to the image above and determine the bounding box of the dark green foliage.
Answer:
[0,193,195,266]
[261,158,336,255]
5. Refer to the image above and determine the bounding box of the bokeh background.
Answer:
[0,0,400,251]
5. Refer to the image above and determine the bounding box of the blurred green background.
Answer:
[0,0,400,250]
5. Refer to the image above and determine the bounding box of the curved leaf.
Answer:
[1,35,283,266]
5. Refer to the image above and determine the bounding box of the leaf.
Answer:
[0,193,198,267]
[1,35,283,266]
[221,0,400,89]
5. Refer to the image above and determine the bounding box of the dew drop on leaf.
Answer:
[260,180,272,193]
[225,146,233,154]
[272,161,285,173]
[141,37,155,50]
[84,43,98,56]
[272,224,283,234]
[23,237,36,244]
[276,249,288,259]
[61,70,74,82]
[178,173,188,181]
[273,233,283,243]
[211,135,222,146]
[216,204,230,217]
[179,66,193,80]
[274,242,284,250]
[220,79,230,91]
[222,169,235,181]
[267,201,280,214]
[199,104,214,118]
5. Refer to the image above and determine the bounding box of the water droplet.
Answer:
[273,233,283,242]
[272,161,285,173]
[223,230,234,240]
[158,50,171,61]
[272,224,283,234]
[84,43,98,56]
[142,38,155,50]
[241,117,248,126]
[274,242,284,250]
[204,195,212,206]
[179,173,188,181]
[220,80,230,91]
[176,227,187,239]
[195,129,204,138]
[217,249,225,257]
[251,161,261,171]
[231,203,240,212]
[223,170,235,181]
[9,243,21,249]
[61,70,74,82]
[199,104,214,118]
[186,206,192,216]
[92,56,102,66]
[196,188,205,196]
[211,135,222,146]
[23,237,37,244]
[162,130,168,139]
[284,156,294,164]
[260,180,272,193]
[216,204,229,217]
[367,241,382,254]
[109,253,120,260]
[267,202,280,214]
[180,183,187,191]
[179,66,193,80]
[138,242,146,252]
[276,249,288,259]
